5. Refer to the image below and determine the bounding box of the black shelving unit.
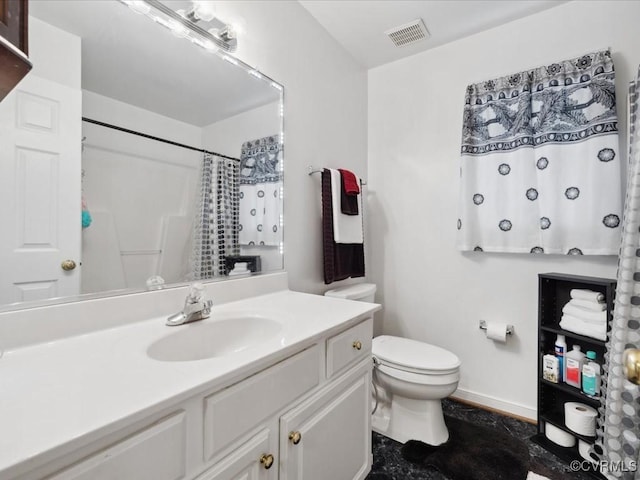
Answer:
[531,273,616,480]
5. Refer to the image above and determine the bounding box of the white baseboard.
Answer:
[451,388,536,422]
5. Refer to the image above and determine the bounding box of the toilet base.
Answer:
[372,396,449,446]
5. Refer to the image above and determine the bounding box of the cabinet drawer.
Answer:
[48,411,186,480]
[204,345,321,461]
[326,318,372,378]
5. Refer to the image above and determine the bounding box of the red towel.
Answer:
[338,169,360,195]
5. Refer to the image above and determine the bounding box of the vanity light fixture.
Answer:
[120,0,238,52]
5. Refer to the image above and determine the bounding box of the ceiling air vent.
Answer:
[385,19,429,48]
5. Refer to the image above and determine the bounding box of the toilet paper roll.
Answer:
[579,439,597,462]
[545,422,576,447]
[486,322,508,343]
[565,402,598,437]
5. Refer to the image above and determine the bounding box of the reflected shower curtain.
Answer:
[457,49,622,254]
[189,152,239,279]
[591,67,640,479]
[238,135,282,246]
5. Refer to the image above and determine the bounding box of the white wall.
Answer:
[28,16,80,89]
[82,91,202,293]
[212,1,369,293]
[367,0,640,418]
[202,101,280,158]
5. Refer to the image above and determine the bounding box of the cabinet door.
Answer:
[48,412,187,480]
[280,360,371,480]
[196,429,277,480]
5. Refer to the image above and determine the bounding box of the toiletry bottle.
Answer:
[555,335,567,383]
[565,345,586,388]
[543,354,559,383]
[582,351,601,397]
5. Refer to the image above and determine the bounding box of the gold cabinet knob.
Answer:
[352,340,362,350]
[624,348,640,385]
[61,260,77,271]
[259,453,274,469]
[289,431,302,445]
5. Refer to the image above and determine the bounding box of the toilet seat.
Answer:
[373,335,461,375]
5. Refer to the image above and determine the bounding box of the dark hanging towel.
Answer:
[322,169,365,284]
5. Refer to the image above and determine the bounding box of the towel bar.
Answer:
[307,165,367,185]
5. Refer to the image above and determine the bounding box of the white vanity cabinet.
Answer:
[198,317,373,480]
[20,316,373,480]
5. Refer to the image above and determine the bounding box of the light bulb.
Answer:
[125,0,150,15]
[192,1,216,22]
[168,19,189,38]
[227,15,246,37]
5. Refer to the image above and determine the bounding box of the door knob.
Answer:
[289,431,302,445]
[353,340,362,350]
[624,348,640,385]
[61,260,77,271]
[259,453,274,469]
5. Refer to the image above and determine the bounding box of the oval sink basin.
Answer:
[147,314,283,362]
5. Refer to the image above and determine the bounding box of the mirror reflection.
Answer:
[0,0,284,311]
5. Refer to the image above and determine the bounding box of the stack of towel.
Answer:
[559,289,608,341]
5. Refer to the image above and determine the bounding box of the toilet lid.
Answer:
[372,335,461,374]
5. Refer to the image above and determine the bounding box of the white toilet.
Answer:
[325,283,461,446]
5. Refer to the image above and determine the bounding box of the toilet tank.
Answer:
[325,283,376,302]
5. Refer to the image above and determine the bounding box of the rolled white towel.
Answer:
[560,315,607,341]
[570,289,604,303]
[570,298,606,311]
[563,302,607,324]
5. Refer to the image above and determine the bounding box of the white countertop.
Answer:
[0,288,379,479]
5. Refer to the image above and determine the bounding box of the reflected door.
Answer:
[0,74,81,304]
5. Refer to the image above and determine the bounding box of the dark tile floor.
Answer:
[366,399,594,480]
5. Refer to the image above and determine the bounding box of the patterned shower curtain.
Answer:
[189,152,239,279]
[457,49,622,255]
[238,135,282,246]
[591,66,640,479]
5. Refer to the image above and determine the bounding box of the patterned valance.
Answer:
[462,50,616,155]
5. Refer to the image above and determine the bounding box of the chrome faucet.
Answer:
[166,283,213,326]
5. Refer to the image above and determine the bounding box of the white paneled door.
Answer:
[0,74,82,305]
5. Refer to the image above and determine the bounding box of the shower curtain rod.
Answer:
[81,117,241,162]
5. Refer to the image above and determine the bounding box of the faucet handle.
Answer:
[188,282,204,302]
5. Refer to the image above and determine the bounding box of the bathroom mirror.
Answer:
[0,0,284,312]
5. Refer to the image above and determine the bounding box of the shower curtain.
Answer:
[592,66,640,480]
[457,49,622,254]
[189,152,239,279]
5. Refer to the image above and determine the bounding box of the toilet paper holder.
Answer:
[479,320,514,336]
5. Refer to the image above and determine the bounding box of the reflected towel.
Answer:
[560,314,607,341]
[562,302,607,324]
[330,169,363,243]
[570,289,605,303]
